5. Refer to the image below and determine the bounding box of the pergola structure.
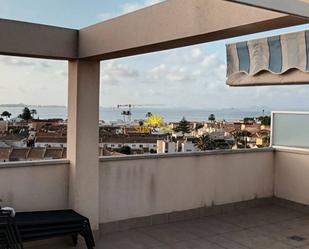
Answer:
[0,0,308,229]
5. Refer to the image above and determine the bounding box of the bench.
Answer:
[0,209,95,249]
[0,209,23,249]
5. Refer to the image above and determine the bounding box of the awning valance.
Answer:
[226,30,309,86]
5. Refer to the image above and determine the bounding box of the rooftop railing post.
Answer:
[67,59,100,230]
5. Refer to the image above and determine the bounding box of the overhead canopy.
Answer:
[226,30,309,86]
[224,0,309,19]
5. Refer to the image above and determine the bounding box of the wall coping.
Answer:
[100,148,274,162]
[0,159,70,169]
[0,148,276,168]
[274,147,309,155]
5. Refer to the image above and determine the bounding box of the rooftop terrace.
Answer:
[1,1,309,249]
[25,201,309,249]
[0,147,308,249]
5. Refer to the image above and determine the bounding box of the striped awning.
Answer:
[226,30,309,86]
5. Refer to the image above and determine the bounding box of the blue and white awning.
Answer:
[226,30,309,86]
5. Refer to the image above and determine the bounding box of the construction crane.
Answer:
[117,104,133,123]
[117,104,162,123]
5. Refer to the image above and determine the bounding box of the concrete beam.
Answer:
[224,0,309,19]
[79,0,307,60]
[0,0,307,60]
[0,19,78,59]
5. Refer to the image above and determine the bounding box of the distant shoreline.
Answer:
[0,104,66,108]
[0,104,271,111]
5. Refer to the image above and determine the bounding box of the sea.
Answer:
[0,106,270,123]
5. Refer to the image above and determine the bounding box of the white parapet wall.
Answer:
[0,149,276,224]
[0,160,69,211]
[275,149,309,204]
[99,149,274,223]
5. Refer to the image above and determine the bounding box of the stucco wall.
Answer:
[275,150,309,204]
[0,150,276,223]
[99,150,274,223]
[0,160,69,211]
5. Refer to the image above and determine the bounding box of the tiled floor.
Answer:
[27,204,309,249]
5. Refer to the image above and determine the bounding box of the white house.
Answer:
[181,140,198,153]
[35,137,67,148]
[157,140,177,154]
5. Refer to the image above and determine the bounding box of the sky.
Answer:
[0,0,309,110]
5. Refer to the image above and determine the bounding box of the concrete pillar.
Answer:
[67,60,100,230]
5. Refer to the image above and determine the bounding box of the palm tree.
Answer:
[232,131,241,149]
[232,130,251,148]
[195,135,216,151]
[240,130,251,148]
[262,134,270,147]
[146,112,153,118]
[208,114,216,122]
[194,123,204,131]
[1,111,11,132]
[1,111,11,120]
[30,109,37,119]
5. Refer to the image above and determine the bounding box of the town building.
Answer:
[99,135,159,153]
[35,136,67,148]
[157,140,177,154]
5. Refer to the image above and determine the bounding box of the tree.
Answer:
[194,123,204,131]
[1,111,11,120]
[262,135,270,147]
[208,114,216,122]
[244,117,255,124]
[117,146,131,155]
[232,131,241,149]
[257,116,271,126]
[145,112,153,118]
[232,130,251,148]
[173,117,191,136]
[19,107,32,120]
[214,139,230,150]
[195,135,216,151]
[30,109,37,119]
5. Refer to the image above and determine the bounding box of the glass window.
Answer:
[272,112,309,149]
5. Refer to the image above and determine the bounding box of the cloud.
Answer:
[167,48,204,65]
[40,62,52,68]
[99,46,232,108]
[144,47,226,89]
[0,56,59,71]
[55,70,68,77]
[147,64,196,83]
[0,57,35,67]
[101,61,139,85]
[201,53,219,68]
[97,0,165,21]
[105,61,139,78]
[100,47,227,103]
[0,56,68,105]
